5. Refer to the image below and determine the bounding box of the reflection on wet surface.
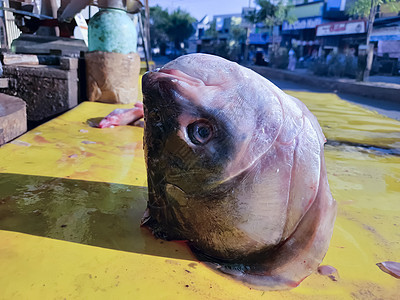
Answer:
[286,91,400,150]
[325,140,400,156]
[0,173,194,261]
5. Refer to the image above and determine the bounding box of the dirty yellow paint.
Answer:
[0,91,399,299]
[0,102,146,187]
[287,91,400,149]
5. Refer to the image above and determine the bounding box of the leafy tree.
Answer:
[230,18,247,43]
[202,18,246,61]
[148,6,195,55]
[246,0,296,26]
[230,18,248,60]
[148,5,170,55]
[244,0,296,62]
[347,0,400,81]
[164,8,196,51]
[204,19,218,39]
[203,1,295,61]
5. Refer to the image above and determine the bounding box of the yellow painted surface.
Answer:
[288,92,400,149]
[0,90,400,299]
[0,102,147,187]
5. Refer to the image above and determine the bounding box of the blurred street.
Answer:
[154,55,400,121]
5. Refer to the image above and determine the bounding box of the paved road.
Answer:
[269,78,400,121]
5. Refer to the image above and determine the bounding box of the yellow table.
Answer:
[0,91,399,299]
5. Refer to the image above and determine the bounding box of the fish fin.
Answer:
[377,261,400,279]
[140,208,151,226]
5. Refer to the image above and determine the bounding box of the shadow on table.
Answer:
[0,173,195,261]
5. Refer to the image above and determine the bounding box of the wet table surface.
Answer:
[0,91,399,299]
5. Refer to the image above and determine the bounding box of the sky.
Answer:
[149,0,257,21]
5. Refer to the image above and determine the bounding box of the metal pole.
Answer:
[138,12,149,71]
[144,0,152,62]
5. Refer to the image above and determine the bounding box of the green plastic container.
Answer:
[88,8,137,54]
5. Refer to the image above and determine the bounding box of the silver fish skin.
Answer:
[141,53,337,290]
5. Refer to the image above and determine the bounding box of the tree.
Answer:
[202,18,246,61]
[246,0,296,26]
[148,5,169,55]
[148,6,195,55]
[164,8,196,51]
[231,22,247,44]
[230,18,248,60]
[244,0,296,61]
[204,19,218,39]
[347,0,400,81]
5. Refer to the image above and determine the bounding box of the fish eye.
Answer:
[187,120,213,145]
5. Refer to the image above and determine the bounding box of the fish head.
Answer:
[142,54,295,257]
[143,54,284,196]
[142,54,336,290]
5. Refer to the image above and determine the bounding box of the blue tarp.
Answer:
[249,33,270,44]
[370,34,400,41]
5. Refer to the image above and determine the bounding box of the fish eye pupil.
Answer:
[187,120,213,145]
[197,126,210,139]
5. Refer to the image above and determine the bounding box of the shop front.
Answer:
[282,16,323,57]
[370,23,400,59]
[370,21,400,74]
[316,20,367,55]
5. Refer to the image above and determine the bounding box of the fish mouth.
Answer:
[142,70,181,110]
[156,68,205,86]
[142,68,205,103]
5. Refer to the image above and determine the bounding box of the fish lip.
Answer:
[142,71,176,108]
[145,68,205,87]
[142,70,195,119]
[142,70,176,100]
